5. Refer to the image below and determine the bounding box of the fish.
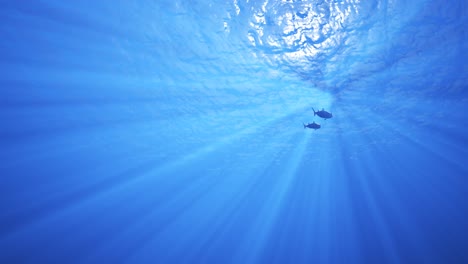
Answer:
[303,122,321,130]
[312,108,333,119]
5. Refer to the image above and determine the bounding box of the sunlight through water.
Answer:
[0,0,467,263]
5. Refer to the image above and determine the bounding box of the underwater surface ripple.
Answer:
[0,0,467,263]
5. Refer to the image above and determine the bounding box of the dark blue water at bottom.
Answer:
[0,0,467,263]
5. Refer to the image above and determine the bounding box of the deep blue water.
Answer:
[1,0,467,263]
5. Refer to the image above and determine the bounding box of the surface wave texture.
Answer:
[1,0,467,263]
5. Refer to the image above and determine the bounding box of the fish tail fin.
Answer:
[312,107,316,116]
[303,123,306,129]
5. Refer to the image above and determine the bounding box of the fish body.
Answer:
[303,122,321,130]
[312,108,333,119]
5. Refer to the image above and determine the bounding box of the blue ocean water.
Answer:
[1,0,467,263]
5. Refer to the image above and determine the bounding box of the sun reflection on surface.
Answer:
[229,0,361,73]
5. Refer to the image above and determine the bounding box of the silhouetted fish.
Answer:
[312,108,333,119]
[303,122,321,130]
